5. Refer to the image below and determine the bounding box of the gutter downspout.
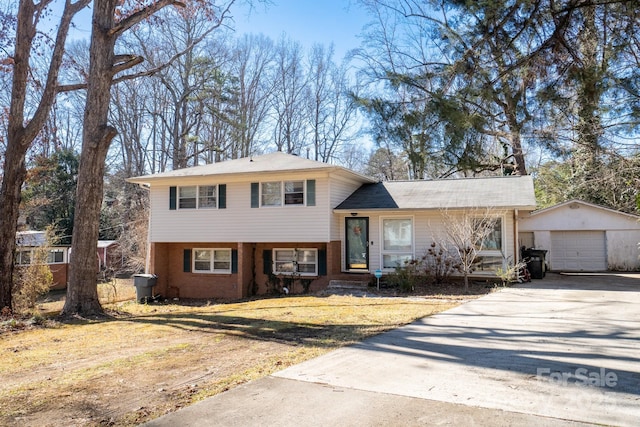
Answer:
[514,209,519,262]
[136,183,152,273]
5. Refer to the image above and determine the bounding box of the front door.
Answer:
[346,217,369,270]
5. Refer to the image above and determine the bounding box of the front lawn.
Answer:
[0,288,487,426]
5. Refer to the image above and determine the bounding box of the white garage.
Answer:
[519,200,640,272]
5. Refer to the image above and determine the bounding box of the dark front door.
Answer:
[346,217,369,270]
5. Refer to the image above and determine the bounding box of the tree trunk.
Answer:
[0,142,28,312]
[62,0,119,317]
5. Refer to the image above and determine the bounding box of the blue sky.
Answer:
[44,0,372,60]
[232,0,371,60]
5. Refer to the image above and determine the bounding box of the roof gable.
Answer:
[336,176,536,210]
[521,199,640,231]
[127,152,375,185]
[529,199,640,221]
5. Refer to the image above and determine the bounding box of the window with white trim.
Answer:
[475,217,503,251]
[193,248,231,273]
[474,216,505,272]
[284,181,304,205]
[47,249,65,264]
[261,182,282,206]
[261,180,305,207]
[179,185,217,209]
[273,248,318,276]
[382,218,414,269]
[16,250,31,265]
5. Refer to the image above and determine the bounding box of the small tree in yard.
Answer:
[441,208,500,292]
[13,227,59,314]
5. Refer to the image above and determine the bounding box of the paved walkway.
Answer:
[144,273,640,426]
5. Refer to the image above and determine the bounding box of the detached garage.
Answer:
[519,200,640,272]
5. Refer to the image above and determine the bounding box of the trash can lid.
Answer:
[133,273,156,278]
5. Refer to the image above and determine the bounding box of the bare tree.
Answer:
[440,208,501,292]
[306,43,361,162]
[63,0,235,317]
[229,33,275,157]
[271,36,307,154]
[0,0,90,312]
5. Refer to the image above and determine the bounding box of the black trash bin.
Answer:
[523,249,547,279]
[133,273,157,302]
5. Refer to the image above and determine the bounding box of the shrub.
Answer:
[421,242,463,284]
[385,259,423,292]
[495,257,529,285]
[13,250,53,314]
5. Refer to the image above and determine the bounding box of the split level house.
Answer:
[128,152,537,300]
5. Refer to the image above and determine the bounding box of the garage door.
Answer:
[550,231,607,271]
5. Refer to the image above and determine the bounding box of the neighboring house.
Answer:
[127,152,537,299]
[519,200,640,272]
[15,233,128,290]
[16,231,69,290]
[97,240,122,272]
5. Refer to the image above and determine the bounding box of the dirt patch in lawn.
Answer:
[0,284,494,426]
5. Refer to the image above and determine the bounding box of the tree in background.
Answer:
[271,36,308,154]
[355,0,640,212]
[22,149,79,244]
[364,147,407,181]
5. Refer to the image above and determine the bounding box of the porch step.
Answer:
[324,280,371,296]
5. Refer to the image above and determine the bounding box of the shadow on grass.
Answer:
[123,311,392,348]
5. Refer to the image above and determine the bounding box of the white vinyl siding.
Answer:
[329,177,368,241]
[150,177,332,243]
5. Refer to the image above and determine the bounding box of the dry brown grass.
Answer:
[0,286,489,426]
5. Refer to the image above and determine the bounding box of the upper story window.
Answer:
[259,180,306,207]
[284,181,304,205]
[170,185,226,210]
[261,182,282,206]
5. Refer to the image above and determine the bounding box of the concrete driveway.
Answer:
[145,273,640,426]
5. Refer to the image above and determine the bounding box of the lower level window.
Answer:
[193,249,231,273]
[273,248,318,276]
